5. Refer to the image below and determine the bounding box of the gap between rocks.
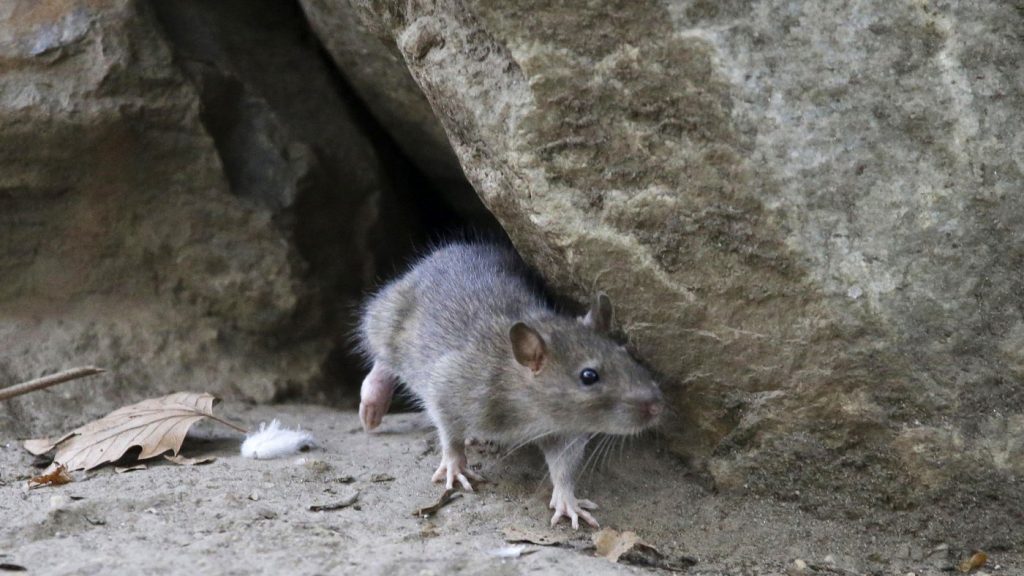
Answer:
[151,0,504,405]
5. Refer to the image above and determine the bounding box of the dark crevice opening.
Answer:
[297,9,509,406]
[152,0,507,407]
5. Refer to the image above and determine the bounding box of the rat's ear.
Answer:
[509,321,547,374]
[580,292,613,333]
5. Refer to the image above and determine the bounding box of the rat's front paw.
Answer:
[431,452,485,491]
[549,489,599,530]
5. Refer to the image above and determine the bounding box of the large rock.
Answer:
[0,0,407,436]
[321,0,1024,542]
[298,0,489,222]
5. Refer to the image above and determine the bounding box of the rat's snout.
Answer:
[631,387,666,424]
[643,400,664,418]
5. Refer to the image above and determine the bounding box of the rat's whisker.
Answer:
[579,436,602,480]
[595,435,610,471]
[598,434,614,467]
[604,435,620,469]
[597,436,613,472]
[540,433,594,486]
[581,435,610,480]
[499,429,556,462]
[556,433,592,465]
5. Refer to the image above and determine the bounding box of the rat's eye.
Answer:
[579,368,600,386]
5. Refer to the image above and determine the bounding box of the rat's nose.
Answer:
[630,388,666,422]
[642,400,664,418]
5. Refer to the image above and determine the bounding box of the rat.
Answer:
[356,242,665,529]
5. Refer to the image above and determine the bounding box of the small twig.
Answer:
[309,492,359,512]
[0,367,106,402]
[806,564,861,576]
[412,488,463,517]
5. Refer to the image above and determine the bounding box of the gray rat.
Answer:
[357,242,665,529]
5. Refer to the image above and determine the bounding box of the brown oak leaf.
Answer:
[24,392,244,472]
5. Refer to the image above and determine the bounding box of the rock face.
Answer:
[308,0,1024,542]
[0,0,437,437]
[298,0,487,222]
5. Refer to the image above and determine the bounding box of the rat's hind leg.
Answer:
[359,362,397,432]
[430,421,484,491]
[541,434,599,529]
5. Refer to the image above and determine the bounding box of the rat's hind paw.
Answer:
[359,401,387,432]
[549,491,600,530]
[431,453,485,491]
[359,362,396,432]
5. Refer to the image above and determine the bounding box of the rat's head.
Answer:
[508,293,665,436]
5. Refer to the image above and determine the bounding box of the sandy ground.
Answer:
[0,403,1017,575]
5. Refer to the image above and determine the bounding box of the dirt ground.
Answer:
[0,403,1017,575]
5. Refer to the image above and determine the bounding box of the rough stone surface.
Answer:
[149,0,433,403]
[297,0,489,222]
[341,0,1024,543]
[0,0,406,437]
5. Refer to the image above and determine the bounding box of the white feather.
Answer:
[488,545,529,559]
[241,419,316,459]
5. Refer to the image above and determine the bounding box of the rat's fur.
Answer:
[357,242,665,528]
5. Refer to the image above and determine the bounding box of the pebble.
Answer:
[786,558,808,576]
[255,506,278,520]
[48,495,68,510]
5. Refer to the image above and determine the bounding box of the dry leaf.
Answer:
[959,551,988,573]
[26,392,243,472]
[594,528,641,563]
[28,464,72,489]
[370,473,395,482]
[308,491,359,512]
[24,435,71,456]
[114,464,147,474]
[164,455,216,466]
[502,526,570,547]
[593,528,696,572]
[412,488,462,517]
[0,563,27,572]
